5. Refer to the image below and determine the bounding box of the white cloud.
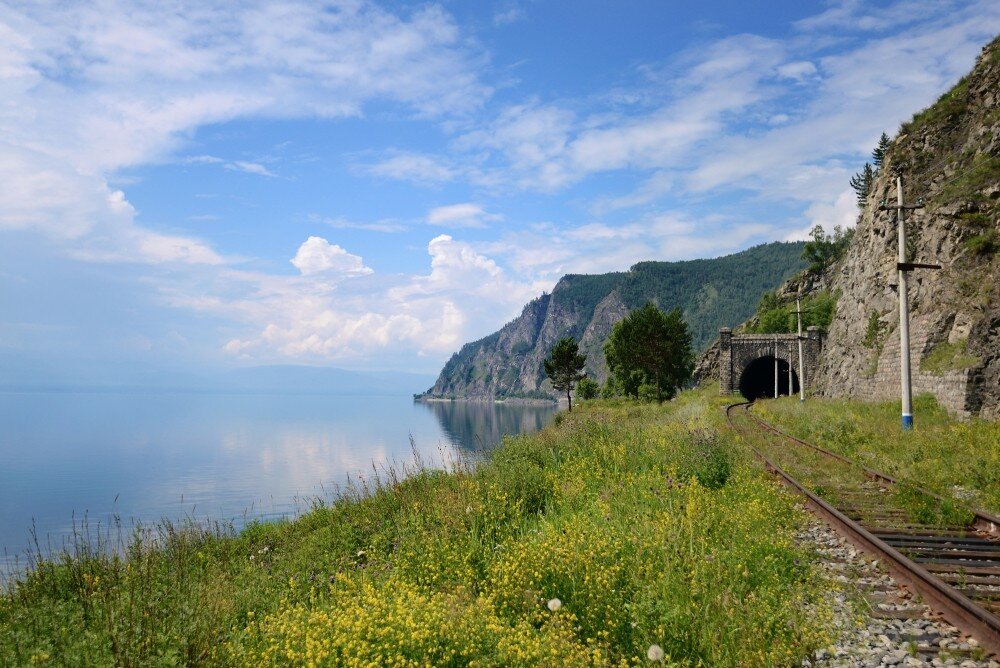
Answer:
[185,155,225,165]
[0,0,489,264]
[493,4,526,26]
[793,0,954,33]
[133,231,227,265]
[170,234,538,365]
[320,215,407,234]
[776,61,817,81]
[361,151,457,184]
[788,189,860,240]
[290,237,373,277]
[225,161,277,177]
[375,34,789,192]
[426,203,502,228]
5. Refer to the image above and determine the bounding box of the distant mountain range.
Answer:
[0,362,435,396]
[420,242,808,400]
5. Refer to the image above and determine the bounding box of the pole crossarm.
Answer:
[897,262,941,271]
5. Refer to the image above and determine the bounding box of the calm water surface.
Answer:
[0,392,555,576]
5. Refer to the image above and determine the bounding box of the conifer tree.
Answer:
[872,132,890,170]
[849,162,875,206]
[543,337,586,411]
[603,303,694,403]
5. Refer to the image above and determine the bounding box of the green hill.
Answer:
[422,242,807,400]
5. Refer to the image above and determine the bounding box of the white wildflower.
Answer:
[647,644,665,662]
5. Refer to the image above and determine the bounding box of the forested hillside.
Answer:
[421,242,806,400]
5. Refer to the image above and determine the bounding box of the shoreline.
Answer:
[413,394,557,406]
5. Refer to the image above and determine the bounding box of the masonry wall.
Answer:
[817,313,974,418]
[719,327,824,396]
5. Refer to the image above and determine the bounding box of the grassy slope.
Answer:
[754,394,1000,515]
[1,389,835,667]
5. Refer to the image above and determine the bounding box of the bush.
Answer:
[966,230,999,257]
[576,377,599,400]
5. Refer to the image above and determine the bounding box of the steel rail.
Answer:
[725,401,1000,657]
[743,405,1000,537]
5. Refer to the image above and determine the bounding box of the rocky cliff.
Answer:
[697,37,999,418]
[815,36,1000,418]
[422,242,806,400]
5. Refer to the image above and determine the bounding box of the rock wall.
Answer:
[815,38,1000,418]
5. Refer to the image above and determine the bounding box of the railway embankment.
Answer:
[730,394,1000,664]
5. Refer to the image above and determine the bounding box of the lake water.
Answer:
[0,392,556,577]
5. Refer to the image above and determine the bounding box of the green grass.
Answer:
[903,74,970,135]
[919,339,982,375]
[754,394,1000,516]
[1,389,836,666]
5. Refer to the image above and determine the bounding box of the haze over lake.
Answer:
[0,391,555,577]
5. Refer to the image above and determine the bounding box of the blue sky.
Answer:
[1,0,998,382]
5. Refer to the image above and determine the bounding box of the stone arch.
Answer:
[718,327,825,397]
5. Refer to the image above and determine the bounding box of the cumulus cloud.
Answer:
[290,237,373,277]
[186,234,537,364]
[787,189,860,240]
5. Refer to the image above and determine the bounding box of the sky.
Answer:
[1,0,998,383]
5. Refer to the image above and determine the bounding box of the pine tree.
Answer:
[849,162,875,206]
[603,303,694,403]
[872,132,890,170]
[543,337,586,411]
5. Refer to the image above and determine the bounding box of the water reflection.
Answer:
[0,392,557,578]
[416,400,557,452]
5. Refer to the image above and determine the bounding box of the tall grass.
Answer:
[2,390,836,666]
[755,394,1000,515]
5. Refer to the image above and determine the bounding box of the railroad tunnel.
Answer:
[738,356,800,400]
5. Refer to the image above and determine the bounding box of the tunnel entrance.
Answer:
[738,356,800,400]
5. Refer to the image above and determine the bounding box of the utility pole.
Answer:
[880,173,935,430]
[773,336,779,399]
[787,345,792,396]
[796,294,805,402]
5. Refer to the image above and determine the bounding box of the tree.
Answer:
[849,162,875,206]
[802,224,854,273]
[872,132,890,170]
[603,302,694,403]
[543,337,587,411]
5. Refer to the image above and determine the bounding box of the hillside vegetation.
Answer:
[2,390,835,666]
[424,242,806,400]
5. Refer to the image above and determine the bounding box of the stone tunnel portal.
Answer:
[718,327,823,398]
[737,356,800,400]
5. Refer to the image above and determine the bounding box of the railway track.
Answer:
[725,401,1000,657]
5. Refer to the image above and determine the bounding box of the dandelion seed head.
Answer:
[647,644,665,661]
[547,598,562,612]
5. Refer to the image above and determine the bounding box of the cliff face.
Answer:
[815,37,1000,418]
[422,284,628,400]
[423,242,807,400]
